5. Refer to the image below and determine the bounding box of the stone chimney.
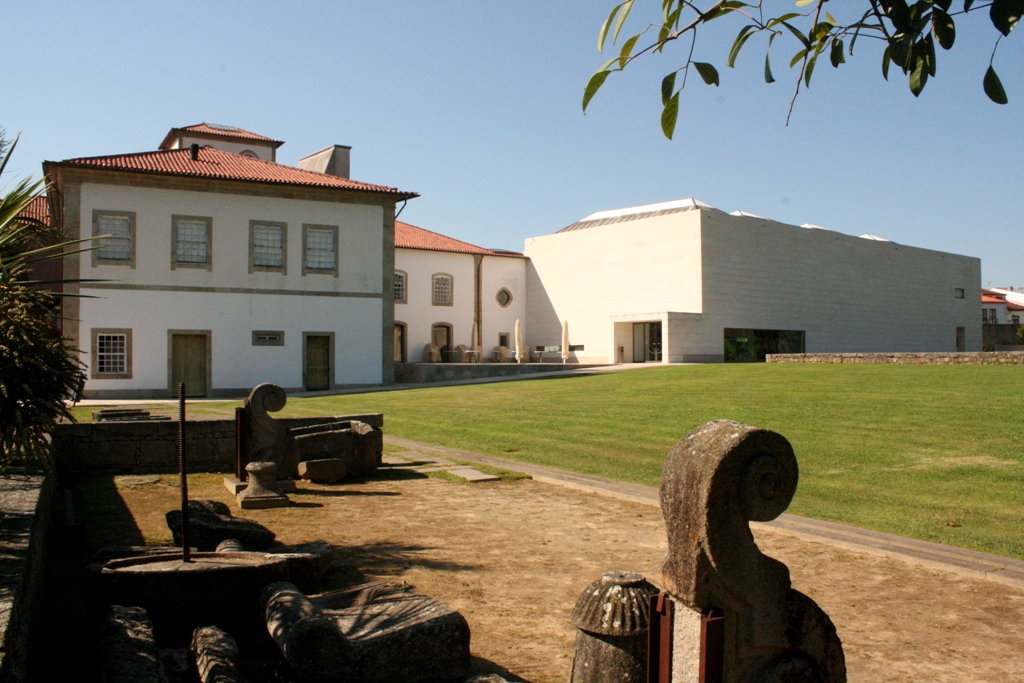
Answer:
[297,145,351,179]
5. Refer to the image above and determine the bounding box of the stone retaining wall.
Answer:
[0,474,54,683]
[766,352,1024,365]
[52,414,383,475]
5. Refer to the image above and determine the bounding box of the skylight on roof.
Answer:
[582,197,714,222]
[205,123,242,132]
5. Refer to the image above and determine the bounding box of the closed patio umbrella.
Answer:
[515,319,524,364]
[561,320,570,363]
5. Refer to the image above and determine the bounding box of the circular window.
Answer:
[239,150,258,159]
[496,288,513,307]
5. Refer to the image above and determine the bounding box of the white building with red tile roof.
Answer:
[45,124,416,398]
[983,289,1024,325]
[393,221,526,362]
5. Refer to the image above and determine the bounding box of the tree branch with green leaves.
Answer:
[584,0,1020,137]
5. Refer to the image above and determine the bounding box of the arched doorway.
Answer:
[394,322,407,363]
[431,323,453,362]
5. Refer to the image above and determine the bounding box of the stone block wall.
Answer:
[52,414,383,475]
[0,474,54,683]
[766,352,1024,365]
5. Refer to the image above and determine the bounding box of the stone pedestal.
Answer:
[236,462,289,510]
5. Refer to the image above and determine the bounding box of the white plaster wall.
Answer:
[79,183,383,294]
[688,211,983,357]
[76,182,387,394]
[80,289,382,395]
[394,249,476,360]
[480,255,527,353]
[173,135,276,161]
[524,211,704,363]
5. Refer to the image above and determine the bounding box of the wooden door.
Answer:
[305,335,331,390]
[171,334,207,397]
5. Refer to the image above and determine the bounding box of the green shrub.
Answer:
[0,137,84,469]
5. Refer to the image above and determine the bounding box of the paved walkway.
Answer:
[385,435,1024,590]
[74,363,681,406]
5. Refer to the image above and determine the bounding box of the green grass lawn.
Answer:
[72,364,1024,559]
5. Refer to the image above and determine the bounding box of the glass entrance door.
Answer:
[632,322,662,362]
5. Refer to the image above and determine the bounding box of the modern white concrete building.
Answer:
[524,199,982,363]
[46,124,416,398]
[394,221,526,362]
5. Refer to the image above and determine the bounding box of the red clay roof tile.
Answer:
[49,146,417,198]
[175,123,283,144]
[18,196,51,226]
[395,221,523,257]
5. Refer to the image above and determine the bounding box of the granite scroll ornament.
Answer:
[656,420,845,683]
[244,383,296,477]
[569,570,658,683]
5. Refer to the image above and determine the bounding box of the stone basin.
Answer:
[88,551,289,648]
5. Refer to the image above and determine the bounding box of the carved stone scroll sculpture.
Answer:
[244,383,297,477]
[658,420,846,683]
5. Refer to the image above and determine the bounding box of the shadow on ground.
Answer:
[331,540,479,578]
[70,475,146,552]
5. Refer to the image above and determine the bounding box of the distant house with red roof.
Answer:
[393,221,525,362]
[44,124,416,397]
[982,288,1023,325]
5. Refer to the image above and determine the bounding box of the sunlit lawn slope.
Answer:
[73,364,1024,558]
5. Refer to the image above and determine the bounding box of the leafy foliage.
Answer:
[584,1,1019,137]
[0,137,85,471]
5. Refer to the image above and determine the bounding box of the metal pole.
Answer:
[178,382,191,563]
[235,406,245,481]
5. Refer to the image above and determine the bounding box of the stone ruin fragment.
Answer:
[262,580,471,683]
[569,570,658,683]
[650,420,846,683]
[235,383,382,491]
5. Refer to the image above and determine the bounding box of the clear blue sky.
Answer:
[4,2,1021,287]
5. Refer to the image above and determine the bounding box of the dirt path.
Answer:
[103,469,1024,683]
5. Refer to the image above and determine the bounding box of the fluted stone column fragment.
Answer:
[569,570,658,683]
[658,420,846,683]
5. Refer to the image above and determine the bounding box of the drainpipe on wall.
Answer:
[474,255,483,352]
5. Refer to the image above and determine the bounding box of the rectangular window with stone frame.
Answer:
[250,221,287,274]
[394,271,407,304]
[172,215,212,270]
[91,328,132,379]
[432,273,453,306]
[92,210,136,268]
[302,224,339,276]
